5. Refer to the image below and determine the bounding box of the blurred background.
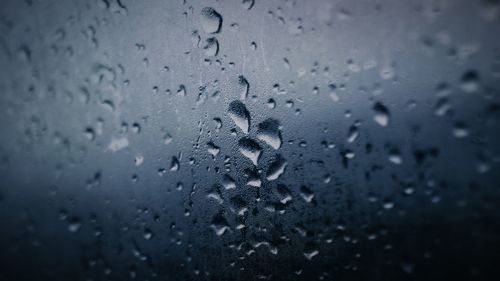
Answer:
[1,0,500,280]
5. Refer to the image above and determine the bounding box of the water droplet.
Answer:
[266,155,287,181]
[245,168,262,187]
[222,174,236,190]
[299,185,315,203]
[213,118,222,130]
[250,41,257,50]
[434,97,451,116]
[267,98,276,109]
[84,127,95,141]
[163,133,173,145]
[207,141,220,157]
[303,249,319,260]
[228,100,250,133]
[277,184,292,204]
[238,75,249,100]
[383,199,395,209]
[230,195,248,215]
[177,84,187,96]
[453,122,469,138]
[388,149,403,165]
[134,155,144,166]
[210,211,230,236]
[203,37,219,56]
[200,7,222,34]
[143,228,154,240]
[460,70,480,93]
[206,184,224,204]
[170,156,180,171]
[257,118,282,149]
[347,125,359,143]
[131,123,141,134]
[242,0,255,10]
[67,217,82,233]
[108,137,129,152]
[373,102,390,127]
[238,138,262,165]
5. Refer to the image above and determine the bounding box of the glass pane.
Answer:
[1,0,499,280]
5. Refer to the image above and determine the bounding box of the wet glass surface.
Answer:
[1,0,500,280]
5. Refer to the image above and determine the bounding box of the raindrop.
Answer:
[238,138,262,165]
[238,75,250,100]
[266,155,287,181]
[206,184,223,204]
[242,0,255,10]
[277,184,292,204]
[388,149,403,165]
[131,123,141,134]
[257,118,282,149]
[299,185,315,203]
[210,211,230,236]
[143,229,153,240]
[84,127,95,141]
[170,156,180,171]
[373,102,390,127]
[67,217,82,233]
[222,174,236,190]
[108,137,129,152]
[460,70,480,93]
[203,37,219,56]
[177,84,187,96]
[434,97,451,116]
[134,155,144,166]
[213,118,222,130]
[228,100,251,133]
[267,98,276,109]
[207,141,220,157]
[230,195,248,215]
[245,168,262,187]
[303,249,319,260]
[347,125,359,143]
[453,122,469,138]
[200,7,222,34]
[163,133,173,145]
